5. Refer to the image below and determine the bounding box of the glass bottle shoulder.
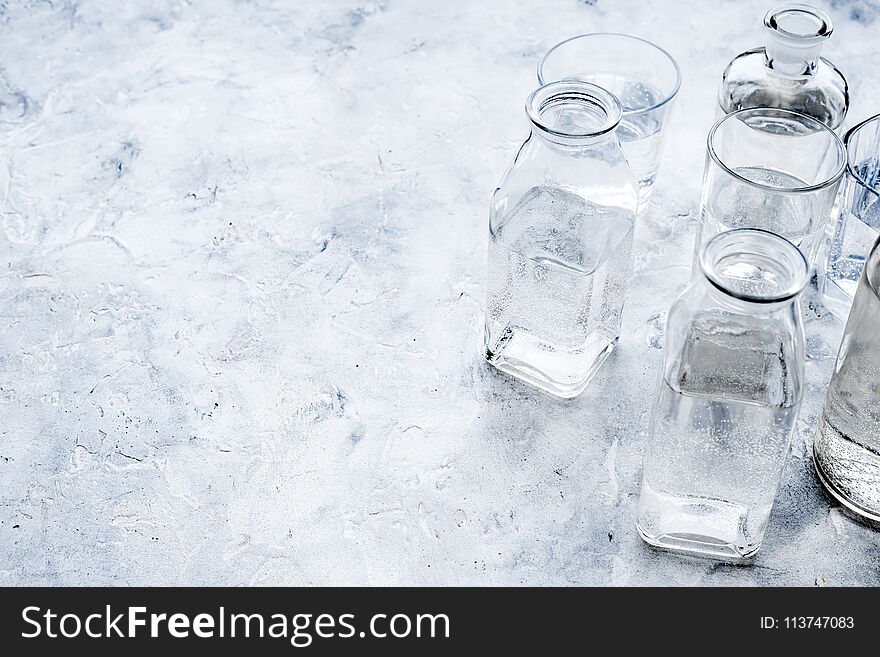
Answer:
[718,47,848,129]
[662,281,805,408]
[488,134,638,274]
[489,134,637,236]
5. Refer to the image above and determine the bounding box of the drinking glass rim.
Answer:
[707,107,846,193]
[844,112,880,200]
[700,228,808,303]
[536,32,682,117]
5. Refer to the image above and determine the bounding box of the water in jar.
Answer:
[820,160,880,319]
[697,167,819,262]
[576,75,666,198]
[485,185,634,398]
[637,316,801,559]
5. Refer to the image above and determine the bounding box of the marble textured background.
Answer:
[1,0,879,586]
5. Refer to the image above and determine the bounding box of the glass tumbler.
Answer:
[638,228,808,560]
[485,81,639,399]
[537,33,681,202]
[695,107,846,268]
[814,234,880,523]
[818,113,880,319]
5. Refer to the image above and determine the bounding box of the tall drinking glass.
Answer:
[695,107,846,268]
[537,33,681,202]
[818,113,880,319]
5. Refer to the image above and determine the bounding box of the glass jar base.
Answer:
[636,487,766,561]
[637,523,759,562]
[813,442,880,526]
[485,329,618,399]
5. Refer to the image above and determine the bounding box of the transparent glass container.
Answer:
[538,33,681,203]
[818,113,880,319]
[695,107,845,269]
[638,228,808,560]
[718,3,848,130]
[485,81,638,399]
[814,234,880,524]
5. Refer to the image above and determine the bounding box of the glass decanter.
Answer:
[484,81,638,398]
[638,228,808,560]
[717,3,848,130]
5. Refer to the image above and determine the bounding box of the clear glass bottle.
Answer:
[718,4,848,130]
[637,228,808,560]
[814,234,880,524]
[485,81,638,398]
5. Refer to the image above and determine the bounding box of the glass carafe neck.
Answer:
[763,3,832,78]
[699,228,808,311]
[526,81,621,148]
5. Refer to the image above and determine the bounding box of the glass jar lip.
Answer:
[536,32,682,118]
[844,112,880,199]
[526,81,622,141]
[764,3,832,44]
[700,228,808,304]
[707,107,846,193]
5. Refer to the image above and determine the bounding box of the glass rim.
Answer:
[525,81,622,141]
[844,112,880,200]
[707,107,846,194]
[536,32,682,118]
[700,228,808,304]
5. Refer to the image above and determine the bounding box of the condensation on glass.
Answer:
[537,33,681,203]
[814,234,880,524]
[695,107,845,269]
[638,229,808,560]
[484,81,639,399]
[718,3,848,130]
[818,113,880,319]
